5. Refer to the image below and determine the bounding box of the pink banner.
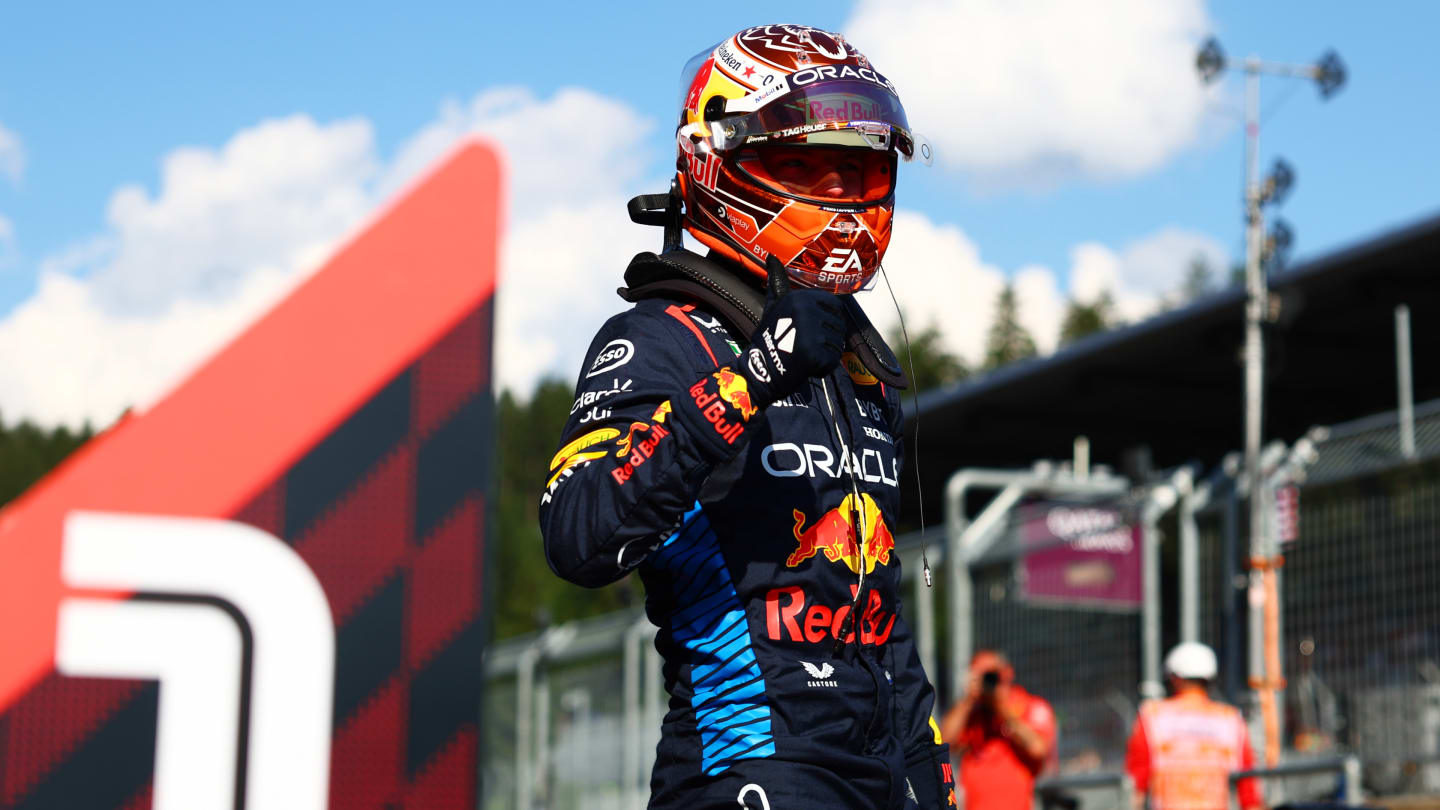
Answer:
[1019,501,1142,609]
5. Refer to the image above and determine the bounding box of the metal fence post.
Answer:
[535,660,551,806]
[1179,473,1206,644]
[515,643,540,810]
[946,471,975,704]
[1342,755,1362,806]
[623,617,646,807]
[644,638,664,785]
[1396,303,1416,459]
[1141,505,1162,698]
[1142,478,1180,698]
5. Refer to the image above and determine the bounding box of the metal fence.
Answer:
[1280,475,1440,795]
[1191,407,1440,802]
[483,611,662,809]
[968,505,1142,773]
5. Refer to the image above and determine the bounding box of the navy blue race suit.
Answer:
[541,272,954,808]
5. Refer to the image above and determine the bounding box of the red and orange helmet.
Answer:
[675,24,930,294]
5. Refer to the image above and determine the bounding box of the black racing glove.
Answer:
[672,256,845,461]
[738,255,846,407]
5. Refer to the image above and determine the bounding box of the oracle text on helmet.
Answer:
[789,64,897,95]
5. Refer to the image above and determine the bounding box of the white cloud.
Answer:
[379,86,659,396]
[1114,225,1228,297]
[90,114,378,315]
[0,123,19,269]
[857,211,1226,367]
[0,115,377,427]
[1013,264,1065,355]
[0,89,658,426]
[0,214,14,266]
[499,200,655,395]
[0,267,299,428]
[1069,226,1226,319]
[855,210,1008,363]
[382,86,655,216]
[844,0,1217,185]
[0,123,22,185]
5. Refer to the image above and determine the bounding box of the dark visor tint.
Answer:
[737,145,897,205]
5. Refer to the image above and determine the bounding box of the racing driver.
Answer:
[541,24,951,809]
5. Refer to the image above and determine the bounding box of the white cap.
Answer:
[1164,642,1218,680]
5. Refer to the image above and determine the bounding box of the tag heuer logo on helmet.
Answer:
[801,660,838,688]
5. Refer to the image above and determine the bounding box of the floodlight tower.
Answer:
[1196,37,1345,768]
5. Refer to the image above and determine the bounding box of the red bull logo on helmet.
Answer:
[713,367,758,420]
[786,492,895,575]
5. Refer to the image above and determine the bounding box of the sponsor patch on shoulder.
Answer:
[550,427,621,472]
[842,352,878,385]
[586,339,635,378]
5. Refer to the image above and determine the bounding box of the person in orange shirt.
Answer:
[1126,643,1263,810]
[940,650,1057,810]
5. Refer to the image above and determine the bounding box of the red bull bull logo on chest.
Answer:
[786,492,895,575]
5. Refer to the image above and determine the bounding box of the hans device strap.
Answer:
[619,242,907,389]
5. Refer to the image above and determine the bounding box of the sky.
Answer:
[0,1,1437,428]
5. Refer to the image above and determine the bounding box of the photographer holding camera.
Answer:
[940,650,1056,810]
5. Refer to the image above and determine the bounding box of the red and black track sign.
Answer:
[0,141,501,809]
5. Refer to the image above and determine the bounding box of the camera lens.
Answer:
[982,671,1000,689]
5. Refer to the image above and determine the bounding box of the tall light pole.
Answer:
[1196,37,1345,768]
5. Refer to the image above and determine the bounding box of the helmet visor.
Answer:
[737,145,896,205]
[718,79,929,164]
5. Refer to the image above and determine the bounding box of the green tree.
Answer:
[0,413,94,509]
[1059,290,1117,347]
[885,319,970,394]
[982,284,1037,371]
[1181,253,1215,303]
[493,379,639,640]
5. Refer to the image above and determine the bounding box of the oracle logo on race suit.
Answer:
[761,441,899,488]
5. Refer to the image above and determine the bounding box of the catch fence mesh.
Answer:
[971,498,1143,773]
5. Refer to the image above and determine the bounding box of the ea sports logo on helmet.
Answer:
[821,248,863,275]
